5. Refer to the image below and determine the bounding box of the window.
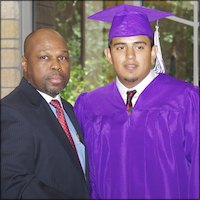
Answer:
[29,0,200,104]
[143,0,199,84]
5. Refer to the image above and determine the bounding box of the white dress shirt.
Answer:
[116,70,158,108]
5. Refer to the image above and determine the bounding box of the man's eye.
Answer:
[39,55,48,60]
[116,46,125,50]
[58,56,68,61]
[136,45,144,50]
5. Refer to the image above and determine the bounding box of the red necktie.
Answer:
[126,90,137,114]
[50,100,77,152]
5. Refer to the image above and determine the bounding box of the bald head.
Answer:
[24,28,67,58]
[21,27,70,97]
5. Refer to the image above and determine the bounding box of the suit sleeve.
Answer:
[1,105,69,199]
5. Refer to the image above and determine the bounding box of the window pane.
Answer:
[32,0,197,104]
[143,0,194,21]
[143,0,194,83]
[33,1,82,67]
[33,1,83,103]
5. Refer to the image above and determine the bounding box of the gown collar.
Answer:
[116,70,158,104]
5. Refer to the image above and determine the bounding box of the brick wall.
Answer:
[0,1,55,99]
[1,1,21,98]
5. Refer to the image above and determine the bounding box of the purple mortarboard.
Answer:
[88,4,175,73]
[88,4,174,40]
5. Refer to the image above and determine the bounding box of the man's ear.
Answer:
[21,56,28,77]
[151,45,157,66]
[104,47,113,65]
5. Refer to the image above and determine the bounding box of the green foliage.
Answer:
[55,1,115,105]
[60,65,85,105]
[60,61,115,105]
[144,1,195,82]
[56,1,196,104]
[55,1,81,67]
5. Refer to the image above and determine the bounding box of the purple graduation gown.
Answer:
[74,74,199,199]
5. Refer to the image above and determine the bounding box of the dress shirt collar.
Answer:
[37,90,63,107]
[116,70,158,103]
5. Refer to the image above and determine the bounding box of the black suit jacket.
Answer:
[1,78,90,199]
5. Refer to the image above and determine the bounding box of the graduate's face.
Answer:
[22,29,70,97]
[105,35,157,88]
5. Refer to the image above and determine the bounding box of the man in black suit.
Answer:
[1,28,90,199]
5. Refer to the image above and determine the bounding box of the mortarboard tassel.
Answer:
[153,21,166,73]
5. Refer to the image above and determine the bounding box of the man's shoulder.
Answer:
[1,84,21,106]
[74,81,116,109]
[1,78,45,109]
[61,98,73,110]
[82,81,115,98]
[153,74,199,102]
[157,73,198,90]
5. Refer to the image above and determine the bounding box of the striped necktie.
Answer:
[50,100,77,152]
[126,90,137,114]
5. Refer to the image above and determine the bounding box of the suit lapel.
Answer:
[41,100,85,177]
[19,78,86,180]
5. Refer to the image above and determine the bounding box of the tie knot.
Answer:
[50,99,62,109]
[127,90,137,99]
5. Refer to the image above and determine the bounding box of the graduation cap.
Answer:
[88,4,175,73]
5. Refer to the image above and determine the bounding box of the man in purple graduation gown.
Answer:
[74,4,199,199]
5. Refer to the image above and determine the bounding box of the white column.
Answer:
[20,1,33,58]
[193,1,199,86]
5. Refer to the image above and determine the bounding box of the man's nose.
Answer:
[126,48,135,59]
[50,59,61,70]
